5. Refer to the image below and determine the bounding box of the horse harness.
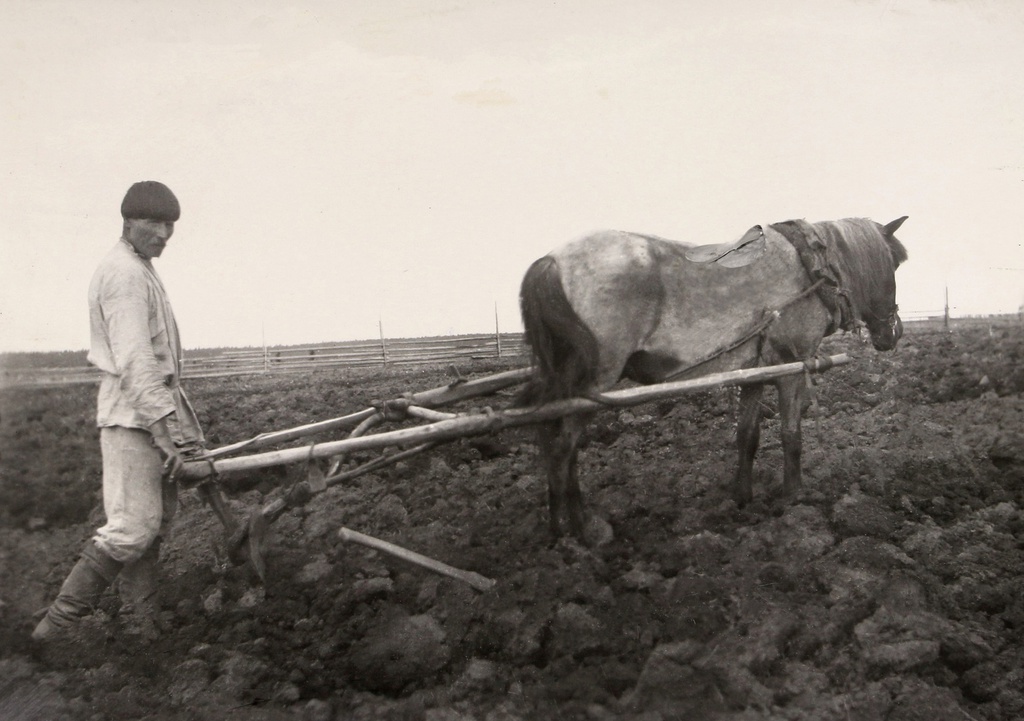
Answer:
[657,222,857,384]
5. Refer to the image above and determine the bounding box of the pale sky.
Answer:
[1,0,1022,353]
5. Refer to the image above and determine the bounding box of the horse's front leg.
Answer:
[733,383,764,506]
[775,374,805,497]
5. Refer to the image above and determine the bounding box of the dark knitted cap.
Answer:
[120,181,180,221]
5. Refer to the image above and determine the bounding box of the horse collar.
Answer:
[769,220,855,334]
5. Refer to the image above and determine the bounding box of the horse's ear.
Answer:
[882,216,910,267]
[883,216,908,236]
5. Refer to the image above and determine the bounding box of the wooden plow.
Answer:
[179,354,849,589]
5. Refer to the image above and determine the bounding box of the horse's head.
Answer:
[862,216,909,351]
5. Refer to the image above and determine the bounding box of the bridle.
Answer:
[862,302,901,337]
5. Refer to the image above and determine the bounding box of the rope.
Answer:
[801,354,834,374]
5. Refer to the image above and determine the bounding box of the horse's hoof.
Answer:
[555,535,591,560]
[582,515,614,548]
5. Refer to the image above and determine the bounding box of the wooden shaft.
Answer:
[409,367,531,407]
[405,406,459,422]
[178,354,848,482]
[199,367,531,460]
[338,526,496,592]
[203,407,378,459]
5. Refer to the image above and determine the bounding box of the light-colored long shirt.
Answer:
[88,239,203,445]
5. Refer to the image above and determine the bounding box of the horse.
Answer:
[518,216,909,539]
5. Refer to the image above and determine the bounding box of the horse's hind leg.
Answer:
[776,375,805,498]
[562,412,592,539]
[538,412,592,539]
[733,383,764,506]
[538,420,567,538]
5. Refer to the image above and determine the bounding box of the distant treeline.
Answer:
[0,349,90,370]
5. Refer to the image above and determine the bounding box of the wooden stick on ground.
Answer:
[337,526,497,592]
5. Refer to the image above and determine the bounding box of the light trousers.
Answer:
[92,426,177,564]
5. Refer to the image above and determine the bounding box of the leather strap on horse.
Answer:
[653,277,826,385]
[579,277,830,407]
[770,220,855,334]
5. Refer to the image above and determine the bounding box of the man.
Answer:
[32,181,205,641]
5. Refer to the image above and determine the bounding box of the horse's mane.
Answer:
[811,218,904,321]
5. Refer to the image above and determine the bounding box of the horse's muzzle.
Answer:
[870,312,903,351]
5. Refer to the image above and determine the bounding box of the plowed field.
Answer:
[2,326,1023,721]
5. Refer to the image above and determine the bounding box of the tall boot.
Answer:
[118,538,165,640]
[32,540,124,642]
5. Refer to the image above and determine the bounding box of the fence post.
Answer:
[943,286,949,332]
[379,319,388,367]
[261,322,270,373]
[494,302,502,358]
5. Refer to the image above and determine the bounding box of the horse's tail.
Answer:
[517,256,600,406]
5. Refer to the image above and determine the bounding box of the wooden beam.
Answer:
[178,354,847,483]
[201,366,532,459]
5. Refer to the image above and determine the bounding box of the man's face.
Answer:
[124,218,174,259]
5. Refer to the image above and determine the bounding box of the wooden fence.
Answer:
[4,314,1021,389]
[0,333,528,389]
[900,311,1023,334]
